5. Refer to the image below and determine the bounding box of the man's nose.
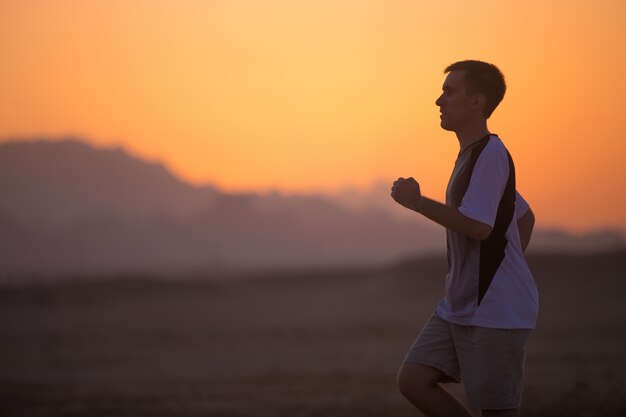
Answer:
[435,94,444,106]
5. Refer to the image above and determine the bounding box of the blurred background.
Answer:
[1,1,625,416]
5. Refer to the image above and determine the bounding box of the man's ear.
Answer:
[469,93,486,113]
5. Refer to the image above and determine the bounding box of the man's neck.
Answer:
[455,122,490,154]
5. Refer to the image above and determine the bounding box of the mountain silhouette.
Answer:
[1,139,623,279]
[0,139,445,277]
[0,139,220,224]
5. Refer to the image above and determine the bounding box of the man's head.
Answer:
[436,60,506,132]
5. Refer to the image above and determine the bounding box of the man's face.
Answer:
[435,70,476,132]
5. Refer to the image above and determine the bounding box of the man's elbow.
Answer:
[527,209,536,228]
[518,208,535,237]
[518,208,535,232]
[472,222,493,241]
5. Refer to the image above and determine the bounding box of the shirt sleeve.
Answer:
[515,190,530,220]
[458,141,509,228]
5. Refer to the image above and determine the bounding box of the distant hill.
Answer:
[0,138,623,279]
[0,139,220,224]
[0,139,444,277]
[529,227,626,253]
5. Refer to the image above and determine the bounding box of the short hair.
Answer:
[444,60,506,118]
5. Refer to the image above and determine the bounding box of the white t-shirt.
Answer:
[436,134,539,329]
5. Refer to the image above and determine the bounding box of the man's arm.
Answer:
[517,208,535,253]
[414,196,493,241]
[391,177,493,241]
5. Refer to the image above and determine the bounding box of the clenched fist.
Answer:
[391,177,422,211]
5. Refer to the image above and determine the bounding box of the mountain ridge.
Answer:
[0,138,220,224]
[0,138,443,277]
[0,138,623,278]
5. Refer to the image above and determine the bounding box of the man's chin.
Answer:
[440,121,455,131]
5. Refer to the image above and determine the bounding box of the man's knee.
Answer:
[397,362,444,402]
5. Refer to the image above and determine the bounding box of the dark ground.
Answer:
[1,251,626,416]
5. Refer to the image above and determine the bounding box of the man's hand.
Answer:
[390,177,493,240]
[391,177,422,211]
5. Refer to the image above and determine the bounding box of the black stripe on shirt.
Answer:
[477,150,516,305]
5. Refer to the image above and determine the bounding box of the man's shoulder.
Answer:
[478,135,510,164]
[486,135,509,153]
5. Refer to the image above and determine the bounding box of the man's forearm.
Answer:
[410,196,493,241]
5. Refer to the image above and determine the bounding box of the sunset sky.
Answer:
[1,0,625,232]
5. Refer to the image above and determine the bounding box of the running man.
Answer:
[390,60,538,417]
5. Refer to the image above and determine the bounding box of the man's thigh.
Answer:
[452,324,531,411]
[402,311,461,383]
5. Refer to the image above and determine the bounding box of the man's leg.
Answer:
[397,362,474,417]
[453,325,531,416]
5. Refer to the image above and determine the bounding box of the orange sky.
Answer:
[1,0,625,232]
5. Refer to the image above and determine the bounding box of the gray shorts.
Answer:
[403,311,532,410]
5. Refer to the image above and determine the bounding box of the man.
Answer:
[390,60,538,417]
